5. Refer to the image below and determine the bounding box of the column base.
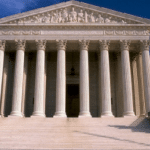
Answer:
[9,111,23,117]
[79,111,92,117]
[32,111,45,117]
[101,111,114,118]
[123,111,135,117]
[53,111,67,118]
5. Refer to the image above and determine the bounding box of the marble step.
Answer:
[0,117,149,150]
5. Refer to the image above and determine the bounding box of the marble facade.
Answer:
[0,0,150,118]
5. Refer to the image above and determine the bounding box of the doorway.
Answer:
[66,84,79,117]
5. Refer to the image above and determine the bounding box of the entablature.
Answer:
[0,25,149,39]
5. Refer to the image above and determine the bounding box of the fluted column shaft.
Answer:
[32,40,46,117]
[140,40,150,115]
[120,40,135,116]
[79,40,91,117]
[54,40,67,117]
[99,40,113,117]
[0,41,5,117]
[10,40,26,117]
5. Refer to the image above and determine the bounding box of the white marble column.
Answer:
[0,41,5,117]
[10,40,26,117]
[21,54,28,117]
[136,52,146,115]
[99,40,113,117]
[79,40,91,117]
[54,40,67,117]
[1,54,8,117]
[140,40,150,116]
[32,40,46,117]
[120,40,135,116]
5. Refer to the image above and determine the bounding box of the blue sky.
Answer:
[0,0,150,19]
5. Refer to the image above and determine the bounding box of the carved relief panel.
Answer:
[5,6,140,24]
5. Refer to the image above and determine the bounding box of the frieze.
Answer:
[0,31,41,35]
[115,31,125,35]
[0,30,149,36]
[105,30,114,35]
[5,6,141,25]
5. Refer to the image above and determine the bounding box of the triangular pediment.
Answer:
[0,0,150,25]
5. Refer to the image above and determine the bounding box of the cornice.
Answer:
[0,24,150,27]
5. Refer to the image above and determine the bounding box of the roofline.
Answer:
[0,0,150,24]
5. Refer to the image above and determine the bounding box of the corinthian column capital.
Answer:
[140,40,150,51]
[0,40,6,51]
[56,40,67,50]
[120,40,131,51]
[35,40,46,51]
[15,40,26,51]
[99,40,110,51]
[79,40,90,50]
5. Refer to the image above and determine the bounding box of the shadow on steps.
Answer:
[74,130,150,147]
[108,117,150,133]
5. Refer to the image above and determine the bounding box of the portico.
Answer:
[0,39,149,118]
[0,0,150,118]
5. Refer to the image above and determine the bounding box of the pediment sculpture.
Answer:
[6,6,139,24]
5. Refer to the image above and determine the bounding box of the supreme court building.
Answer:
[0,0,150,118]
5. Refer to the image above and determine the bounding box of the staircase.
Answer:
[0,116,150,150]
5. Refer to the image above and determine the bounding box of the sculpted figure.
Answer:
[30,17,36,23]
[105,17,111,23]
[51,11,59,23]
[51,12,56,23]
[33,15,41,23]
[18,19,24,24]
[96,14,104,23]
[69,7,77,22]
[58,11,62,23]
[121,20,127,24]
[42,14,50,23]
[50,12,55,23]
[78,9,84,22]
[89,13,95,23]
[62,8,68,23]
